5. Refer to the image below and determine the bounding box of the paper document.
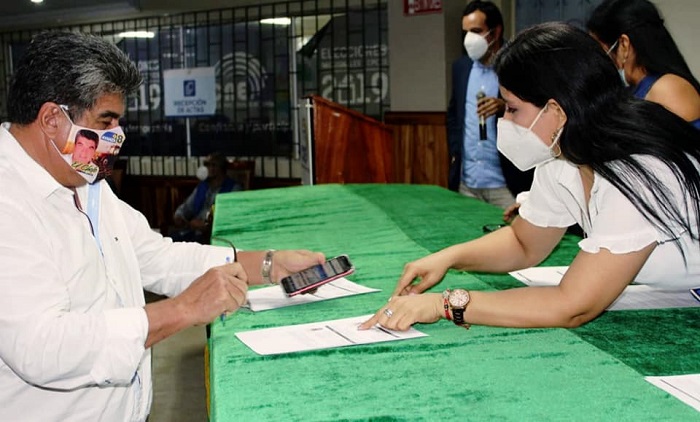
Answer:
[509,267,700,311]
[646,374,700,412]
[235,314,427,355]
[244,278,380,312]
[509,266,568,286]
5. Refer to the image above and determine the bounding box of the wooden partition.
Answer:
[309,95,393,184]
[384,111,448,188]
[120,175,198,234]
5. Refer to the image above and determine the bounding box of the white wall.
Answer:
[655,0,700,79]
[387,2,451,112]
[387,0,513,112]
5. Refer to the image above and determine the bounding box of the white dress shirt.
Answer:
[0,125,230,421]
[519,158,700,290]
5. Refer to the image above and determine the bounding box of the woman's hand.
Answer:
[502,202,521,223]
[359,293,443,331]
[392,252,452,296]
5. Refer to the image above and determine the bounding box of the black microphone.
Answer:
[476,89,487,140]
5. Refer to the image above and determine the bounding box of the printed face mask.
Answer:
[463,30,492,61]
[496,106,562,172]
[56,105,126,184]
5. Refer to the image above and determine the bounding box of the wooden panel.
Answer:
[384,111,448,188]
[121,175,199,233]
[310,95,393,184]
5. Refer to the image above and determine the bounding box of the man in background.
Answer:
[172,151,241,243]
[447,0,533,208]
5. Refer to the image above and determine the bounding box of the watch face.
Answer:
[449,289,470,308]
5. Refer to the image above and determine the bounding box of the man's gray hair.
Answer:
[8,31,142,124]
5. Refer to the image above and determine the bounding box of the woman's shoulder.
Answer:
[646,74,700,122]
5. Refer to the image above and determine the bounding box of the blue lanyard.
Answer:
[86,182,102,255]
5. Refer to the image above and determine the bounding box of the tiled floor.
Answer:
[147,293,209,422]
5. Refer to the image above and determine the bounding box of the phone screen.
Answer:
[281,255,354,296]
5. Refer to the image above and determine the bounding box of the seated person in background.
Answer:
[587,0,700,128]
[361,23,700,332]
[172,151,241,242]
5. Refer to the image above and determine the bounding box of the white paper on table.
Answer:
[509,266,700,311]
[243,278,380,312]
[234,314,427,355]
[509,266,568,286]
[646,374,700,412]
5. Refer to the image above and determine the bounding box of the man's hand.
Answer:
[503,202,521,223]
[270,250,326,284]
[174,263,248,326]
[477,96,505,119]
[145,263,248,348]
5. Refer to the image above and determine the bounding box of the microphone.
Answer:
[476,89,487,140]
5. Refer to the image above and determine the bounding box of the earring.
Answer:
[550,128,560,143]
[551,127,563,158]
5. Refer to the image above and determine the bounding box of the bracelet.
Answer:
[261,249,276,284]
[442,290,452,320]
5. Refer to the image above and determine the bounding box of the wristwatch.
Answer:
[447,288,471,329]
[261,249,276,284]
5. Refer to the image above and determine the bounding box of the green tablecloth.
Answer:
[210,184,700,421]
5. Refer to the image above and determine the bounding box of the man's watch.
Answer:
[261,249,276,284]
[447,288,471,329]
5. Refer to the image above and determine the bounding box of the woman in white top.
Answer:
[361,22,700,331]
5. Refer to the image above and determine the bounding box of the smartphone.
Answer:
[280,255,354,297]
[691,287,700,302]
[482,223,508,233]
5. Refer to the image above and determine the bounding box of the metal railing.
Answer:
[0,0,388,180]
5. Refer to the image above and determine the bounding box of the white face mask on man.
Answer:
[496,105,562,172]
[463,30,492,61]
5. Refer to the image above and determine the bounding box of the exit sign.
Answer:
[404,0,442,16]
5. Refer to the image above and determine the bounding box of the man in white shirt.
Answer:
[0,31,324,421]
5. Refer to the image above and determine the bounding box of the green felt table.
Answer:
[209,184,700,421]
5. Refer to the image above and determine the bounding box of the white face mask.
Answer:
[497,106,562,172]
[606,39,629,87]
[196,165,209,181]
[463,30,492,61]
[55,106,126,184]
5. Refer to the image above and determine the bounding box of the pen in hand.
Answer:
[220,256,235,325]
[212,236,238,326]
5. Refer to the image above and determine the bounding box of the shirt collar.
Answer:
[473,60,491,71]
[0,122,71,199]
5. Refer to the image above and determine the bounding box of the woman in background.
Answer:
[587,0,700,128]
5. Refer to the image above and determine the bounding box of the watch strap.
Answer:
[442,290,452,320]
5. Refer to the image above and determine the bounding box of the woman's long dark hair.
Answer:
[586,0,700,94]
[494,22,700,250]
